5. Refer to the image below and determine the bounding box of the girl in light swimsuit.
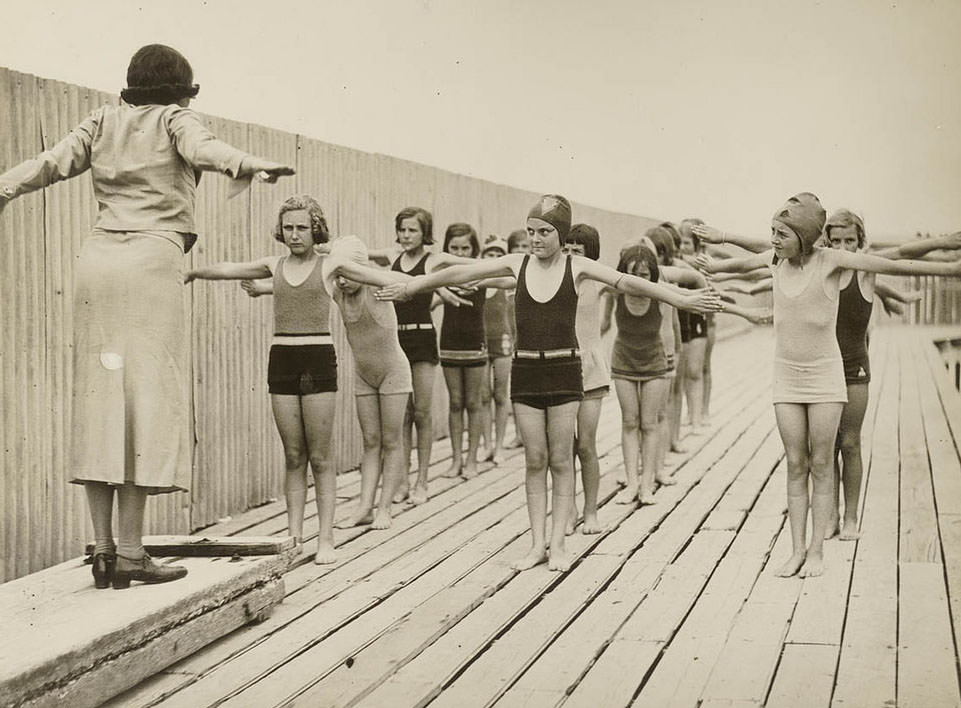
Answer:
[699,193,961,577]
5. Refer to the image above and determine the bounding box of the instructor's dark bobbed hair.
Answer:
[121,44,200,106]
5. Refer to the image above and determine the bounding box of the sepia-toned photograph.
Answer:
[1,1,959,706]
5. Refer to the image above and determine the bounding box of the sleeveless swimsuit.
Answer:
[510,255,583,409]
[268,255,338,395]
[391,253,439,364]
[836,273,872,384]
[611,294,671,381]
[440,286,488,367]
[334,285,412,396]
[771,249,847,404]
[576,280,611,396]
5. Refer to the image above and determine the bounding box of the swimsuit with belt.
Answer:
[510,254,583,409]
[391,253,439,364]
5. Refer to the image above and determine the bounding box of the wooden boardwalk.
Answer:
[102,325,961,708]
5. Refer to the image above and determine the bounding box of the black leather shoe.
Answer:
[112,554,188,589]
[91,552,116,589]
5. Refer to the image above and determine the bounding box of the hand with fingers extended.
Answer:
[695,252,715,274]
[692,224,725,244]
[241,158,295,182]
[438,286,474,307]
[241,279,272,298]
[376,280,414,302]
[682,287,723,314]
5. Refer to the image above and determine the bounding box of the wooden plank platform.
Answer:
[0,553,288,708]
[18,325,959,708]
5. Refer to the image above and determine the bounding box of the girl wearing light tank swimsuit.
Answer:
[699,193,961,578]
[479,236,514,464]
[186,195,341,565]
[243,235,419,531]
[376,194,721,573]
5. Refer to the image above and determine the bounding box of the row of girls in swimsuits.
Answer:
[187,193,728,571]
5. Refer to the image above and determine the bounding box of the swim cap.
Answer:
[322,235,369,295]
[481,236,508,256]
[772,192,826,255]
[527,194,572,240]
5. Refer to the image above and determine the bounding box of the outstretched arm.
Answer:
[696,250,771,275]
[660,264,708,288]
[185,256,276,283]
[578,258,722,314]
[375,255,519,300]
[692,225,769,253]
[872,231,961,260]
[831,248,961,278]
[241,279,273,298]
[329,258,410,287]
[722,301,773,325]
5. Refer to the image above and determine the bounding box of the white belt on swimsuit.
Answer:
[397,323,435,331]
[514,348,581,360]
[272,334,333,346]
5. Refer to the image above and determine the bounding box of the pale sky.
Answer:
[2,0,959,241]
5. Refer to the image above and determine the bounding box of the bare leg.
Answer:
[443,366,465,477]
[490,356,511,462]
[409,361,436,504]
[463,364,487,478]
[684,337,707,431]
[774,403,811,577]
[302,392,338,564]
[670,344,688,452]
[577,397,604,534]
[271,394,310,543]
[478,361,494,462]
[702,320,716,423]
[372,393,410,529]
[641,377,672,500]
[545,402,579,571]
[837,383,868,541]
[337,394,382,529]
[799,402,845,577]
[614,379,641,504]
[511,403,549,571]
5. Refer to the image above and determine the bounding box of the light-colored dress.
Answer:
[0,103,252,492]
[771,249,847,404]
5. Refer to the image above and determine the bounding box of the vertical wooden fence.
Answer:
[1,67,671,581]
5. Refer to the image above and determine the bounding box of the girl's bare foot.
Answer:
[443,461,462,478]
[335,508,374,529]
[798,552,824,577]
[581,514,603,534]
[371,510,392,530]
[314,543,337,565]
[490,447,503,465]
[463,459,479,479]
[839,521,861,541]
[476,445,493,462]
[670,441,688,454]
[393,477,410,503]
[616,485,639,504]
[548,547,575,572]
[637,491,656,506]
[408,482,429,505]
[655,473,677,487]
[511,547,548,571]
[774,552,806,577]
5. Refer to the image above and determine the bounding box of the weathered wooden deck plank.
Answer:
[765,643,838,708]
[898,562,961,708]
[832,331,900,708]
